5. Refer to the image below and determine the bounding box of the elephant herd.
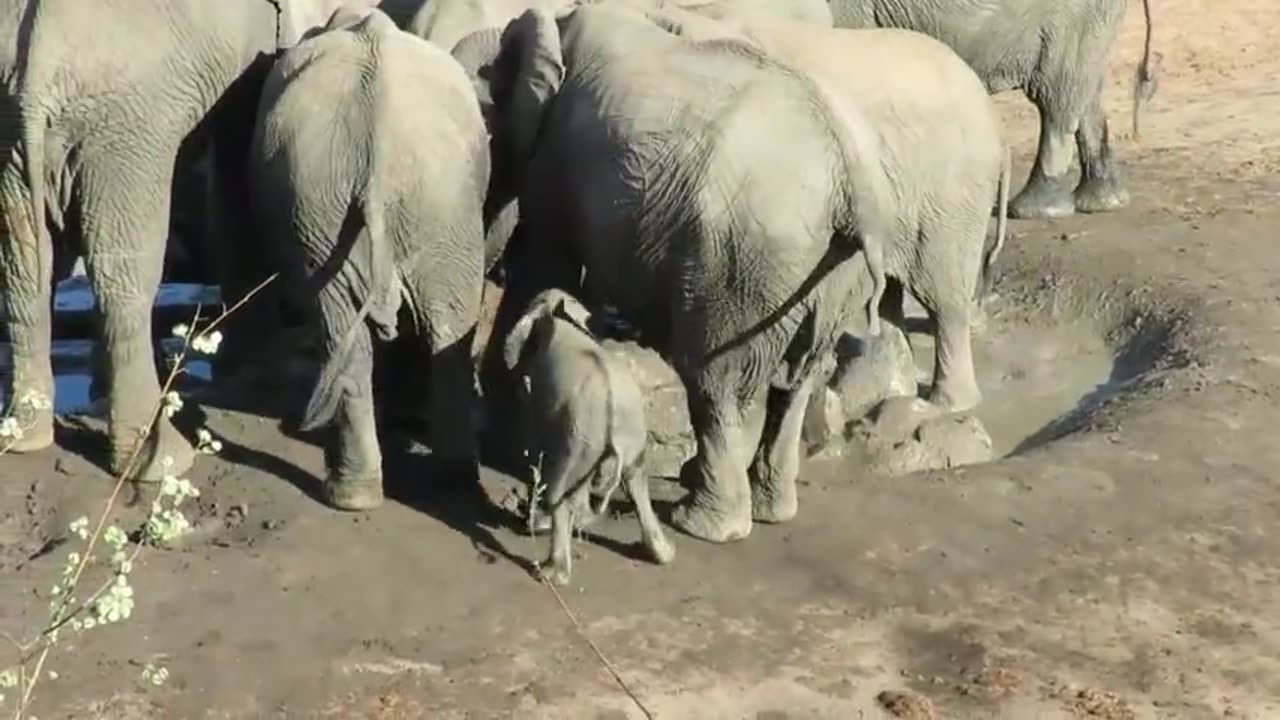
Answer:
[0,0,1153,581]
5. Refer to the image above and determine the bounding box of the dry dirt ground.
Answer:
[4,1,1280,717]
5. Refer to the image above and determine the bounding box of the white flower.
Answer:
[47,670,58,680]
[0,416,23,440]
[171,323,191,339]
[103,525,129,550]
[94,579,134,623]
[161,392,183,418]
[140,664,169,687]
[68,516,90,540]
[190,330,223,355]
[160,474,180,498]
[196,428,223,455]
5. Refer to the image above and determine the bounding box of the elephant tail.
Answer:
[980,146,1012,301]
[1132,0,1157,141]
[299,198,399,432]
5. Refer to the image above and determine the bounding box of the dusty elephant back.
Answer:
[256,11,489,219]
[744,22,1006,225]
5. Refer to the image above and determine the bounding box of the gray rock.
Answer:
[801,386,845,457]
[861,396,941,447]
[848,402,994,477]
[602,339,693,479]
[915,414,993,467]
[831,323,918,421]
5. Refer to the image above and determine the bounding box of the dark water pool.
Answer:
[1,277,220,415]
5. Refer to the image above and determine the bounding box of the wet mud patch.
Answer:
[966,266,1196,458]
[803,278,1192,480]
[912,293,1186,458]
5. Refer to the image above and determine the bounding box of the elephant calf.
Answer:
[505,289,675,586]
[249,9,491,510]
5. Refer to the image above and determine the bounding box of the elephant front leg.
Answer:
[1009,100,1078,219]
[749,379,814,524]
[81,159,195,481]
[670,387,765,543]
[1073,85,1130,214]
[0,185,56,452]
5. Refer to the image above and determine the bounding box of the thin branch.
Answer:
[14,276,274,714]
[541,580,654,720]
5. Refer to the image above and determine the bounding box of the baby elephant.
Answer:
[504,289,675,585]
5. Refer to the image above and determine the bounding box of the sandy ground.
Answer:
[4,0,1280,717]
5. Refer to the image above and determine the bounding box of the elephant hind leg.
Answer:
[1073,81,1130,214]
[924,299,981,413]
[670,380,765,543]
[80,154,194,481]
[749,378,815,524]
[0,164,56,451]
[404,251,484,494]
[1008,97,1078,220]
[625,461,675,565]
[314,282,383,510]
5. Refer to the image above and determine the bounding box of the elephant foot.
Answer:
[670,489,752,543]
[323,473,385,511]
[115,421,196,483]
[538,558,573,587]
[526,506,595,535]
[1074,174,1130,214]
[750,480,798,524]
[927,381,982,415]
[2,410,54,453]
[644,531,677,565]
[1009,175,1075,219]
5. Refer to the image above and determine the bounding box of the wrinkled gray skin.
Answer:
[827,0,1155,219]
[505,288,674,585]
[454,4,894,543]
[0,0,387,481]
[663,14,1011,412]
[410,0,832,51]
[249,9,489,510]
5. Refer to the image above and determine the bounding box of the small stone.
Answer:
[830,324,918,421]
[801,386,845,456]
[914,414,994,468]
[865,396,941,447]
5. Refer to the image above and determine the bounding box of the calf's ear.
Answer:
[551,296,593,337]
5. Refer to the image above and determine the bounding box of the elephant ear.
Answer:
[503,7,566,164]
[323,4,375,32]
[550,295,593,338]
[504,300,550,372]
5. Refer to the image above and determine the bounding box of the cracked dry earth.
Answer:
[3,0,1280,717]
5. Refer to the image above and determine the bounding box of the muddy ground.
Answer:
[3,1,1280,717]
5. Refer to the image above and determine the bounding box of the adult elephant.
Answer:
[249,8,490,511]
[408,0,832,51]
[452,3,893,543]
[651,9,1011,413]
[826,0,1155,219]
[0,0,383,481]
